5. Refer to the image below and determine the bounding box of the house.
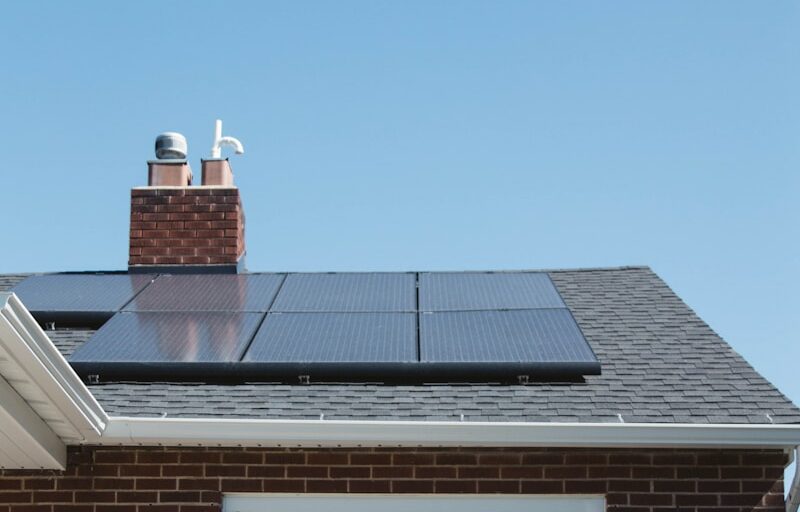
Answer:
[1,129,799,512]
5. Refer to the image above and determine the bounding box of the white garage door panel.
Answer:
[224,494,605,512]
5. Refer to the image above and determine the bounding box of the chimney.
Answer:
[128,124,246,273]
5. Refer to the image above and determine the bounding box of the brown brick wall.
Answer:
[129,188,245,267]
[0,447,788,511]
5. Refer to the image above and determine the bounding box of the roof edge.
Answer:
[1,266,651,277]
[97,417,800,450]
[0,293,107,443]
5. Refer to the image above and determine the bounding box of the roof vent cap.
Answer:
[155,132,188,160]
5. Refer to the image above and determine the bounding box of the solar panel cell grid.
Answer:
[10,274,154,318]
[244,312,417,362]
[418,272,565,312]
[124,274,285,312]
[69,311,263,363]
[419,309,597,363]
[270,273,416,312]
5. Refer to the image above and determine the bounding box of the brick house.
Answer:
[1,139,799,511]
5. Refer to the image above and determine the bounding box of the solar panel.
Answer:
[69,311,263,378]
[419,309,598,372]
[124,274,285,312]
[270,273,416,312]
[244,312,416,362]
[11,273,155,324]
[418,272,565,311]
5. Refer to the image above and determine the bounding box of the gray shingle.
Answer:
[49,329,94,358]
[0,274,29,292]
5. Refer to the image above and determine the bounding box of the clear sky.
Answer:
[2,0,798,454]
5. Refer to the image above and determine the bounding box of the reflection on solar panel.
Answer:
[11,273,154,324]
[244,313,416,362]
[69,311,263,378]
[271,273,416,312]
[124,274,285,312]
[420,309,599,375]
[418,272,565,311]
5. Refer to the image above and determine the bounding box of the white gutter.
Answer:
[0,293,107,468]
[787,446,800,512]
[99,416,800,449]
[0,293,107,439]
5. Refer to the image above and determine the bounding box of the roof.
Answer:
[2,266,798,425]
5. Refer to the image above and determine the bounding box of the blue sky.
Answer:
[2,0,798,438]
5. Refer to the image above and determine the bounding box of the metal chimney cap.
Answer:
[155,132,188,160]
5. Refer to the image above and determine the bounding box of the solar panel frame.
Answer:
[270,273,417,312]
[419,309,599,375]
[418,272,566,312]
[10,273,156,325]
[124,273,286,312]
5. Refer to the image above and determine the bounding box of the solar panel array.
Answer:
[12,271,600,382]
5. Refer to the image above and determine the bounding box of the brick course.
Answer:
[0,447,787,511]
[128,188,245,267]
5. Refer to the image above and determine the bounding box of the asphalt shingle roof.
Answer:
[4,267,798,424]
[0,274,27,291]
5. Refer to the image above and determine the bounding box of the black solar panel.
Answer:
[124,274,285,312]
[420,309,598,369]
[69,311,263,377]
[11,273,155,324]
[271,273,416,312]
[244,313,416,362]
[418,272,565,311]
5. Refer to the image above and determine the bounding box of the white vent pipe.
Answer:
[210,119,244,158]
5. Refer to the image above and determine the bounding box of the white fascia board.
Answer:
[0,293,106,442]
[787,446,800,512]
[0,374,65,468]
[100,416,800,450]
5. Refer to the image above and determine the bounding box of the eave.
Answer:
[1,291,799,470]
[0,293,107,469]
[100,416,800,450]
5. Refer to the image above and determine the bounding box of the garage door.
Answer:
[224,494,605,512]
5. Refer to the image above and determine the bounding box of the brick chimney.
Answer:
[129,131,246,273]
